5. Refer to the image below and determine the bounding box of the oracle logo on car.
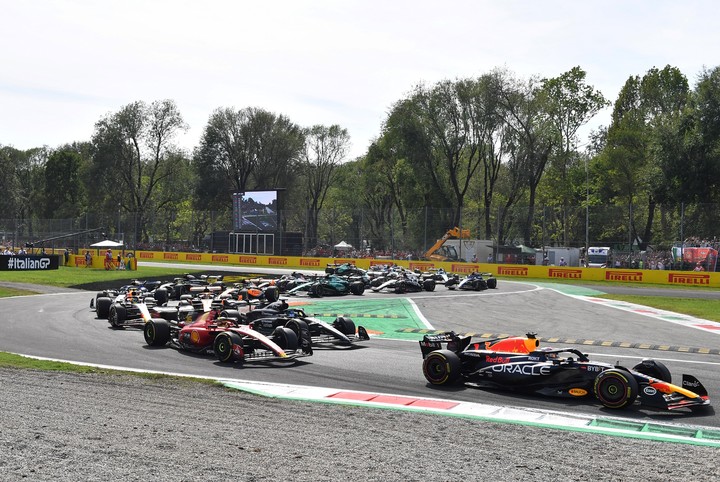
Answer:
[452,264,479,274]
[185,254,202,261]
[239,256,257,264]
[606,270,643,282]
[497,266,528,276]
[668,273,710,286]
[163,253,179,260]
[549,268,582,279]
[139,252,155,259]
[409,262,434,271]
[300,258,321,267]
[269,257,288,265]
[211,255,228,263]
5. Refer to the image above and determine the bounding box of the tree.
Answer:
[300,124,350,249]
[194,107,304,209]
[498,75,556,246]
[540,67,609,245]
[43,148,87,218]
[599,66,689,248]
[91,99,187,243]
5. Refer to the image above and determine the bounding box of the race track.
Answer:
[2,273,719,429]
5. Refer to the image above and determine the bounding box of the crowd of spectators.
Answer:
[682,237,720,250]
[302,245,419,260]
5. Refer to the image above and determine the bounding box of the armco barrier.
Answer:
[71,249,720,287]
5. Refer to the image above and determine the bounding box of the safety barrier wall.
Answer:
[67,250,720,288]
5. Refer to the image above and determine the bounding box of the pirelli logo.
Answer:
[606,271,643,282]
[334,259,352,265]
[163,253,179,260]
[369,260,388,267]
[185,254,202,261]
[452,264,479,274]
[410,262,434,271]
[498,266,528,276]
[301,258,321,267]
[140,252,155,259]
[239,256,257,264]
[549,268,582,279]
[269,257,288,265]
[668,273,710,285]
[211,255,228,263]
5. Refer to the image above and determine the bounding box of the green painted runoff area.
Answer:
[289,298,431,341]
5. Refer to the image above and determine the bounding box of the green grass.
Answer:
[0,265,209,288]
[0,286,40,297]
[0,352,218,385]
[596,294,720,322]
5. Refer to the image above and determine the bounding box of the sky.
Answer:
[2,0,718,160]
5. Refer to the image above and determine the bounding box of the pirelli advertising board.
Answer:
[0,255,59,271]
[88,249,720,287]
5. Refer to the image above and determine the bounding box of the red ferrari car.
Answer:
[144,307,312,365]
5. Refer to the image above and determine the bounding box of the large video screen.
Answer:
[232,190,278,232]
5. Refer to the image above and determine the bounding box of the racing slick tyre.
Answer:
[593,368,639,409]
[214,332,244,363]
[265,286,280,303]
[96,297,112,319]
[333,316,356,336]
[285,319,310,340]
[422,279,436,292]
[108,304,127,329]
[422,350,462,386]
[219,310,241,323]
[154,288,168,306]
[272,326,299,351]
[631,359,672,383]
[349,281,365,296]
[143,319,171,346]
[486,277,497,289]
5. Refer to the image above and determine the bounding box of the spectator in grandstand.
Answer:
[694,262,705,272]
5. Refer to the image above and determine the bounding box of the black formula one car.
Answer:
[420,332,710,411]
[221,300,370,347]
[372,270,436,293]
[444,271,497,290]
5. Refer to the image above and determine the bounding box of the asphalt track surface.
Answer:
[2,263,720,431]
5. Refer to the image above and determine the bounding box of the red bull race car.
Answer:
[420,332,710,411]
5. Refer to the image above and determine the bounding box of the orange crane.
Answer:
[424,227,471,261]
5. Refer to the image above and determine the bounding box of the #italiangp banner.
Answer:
[0,255,59,271]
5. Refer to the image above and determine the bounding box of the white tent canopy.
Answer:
[334,241,353,251]
[90,240,124,248]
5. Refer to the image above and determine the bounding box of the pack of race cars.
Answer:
[88,266,712,413]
